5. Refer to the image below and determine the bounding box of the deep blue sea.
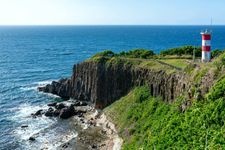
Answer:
[0,25,225,149]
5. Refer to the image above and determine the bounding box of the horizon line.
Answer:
[0,24,225,26]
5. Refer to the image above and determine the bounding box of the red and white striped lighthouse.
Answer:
[201,30,212,62]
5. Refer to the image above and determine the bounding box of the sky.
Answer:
[0,0,224,25]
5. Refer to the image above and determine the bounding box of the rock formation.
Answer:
[39,60,194,109]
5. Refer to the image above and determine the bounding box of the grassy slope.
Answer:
[159,59,189,69]
[104,53,225,149]
[87,56,189,74]
[105,86,225,149]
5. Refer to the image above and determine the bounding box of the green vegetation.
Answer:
[91,49,155,60]
[92,50,115,58]
[211,49,223,59]
[103,57,178,74]
[91,46,225,149]
[88,47,197,72]
[119,49,155,59]
[160,46,201,57]
[90,46,224,62]
[159,59,189,69]
[105,84,225,149]
[87,47,225,75]
[92,46,225,149]
[207,76,225,101]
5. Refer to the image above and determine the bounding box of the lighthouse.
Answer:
[201,30,212,62]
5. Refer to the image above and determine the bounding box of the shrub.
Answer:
[211,49,223,58]
[119,49,155,59]
[207,76,225,101]
[160,46,201,57]
[92,50,115,57]
[105,85,225,149]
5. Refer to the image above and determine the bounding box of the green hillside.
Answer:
[104,50,225,149]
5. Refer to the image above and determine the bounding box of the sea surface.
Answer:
[0,25,225,149]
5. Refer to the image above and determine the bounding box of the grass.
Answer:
[104,85,225,149]
[86,48,195,73]
[159,59,190,69]
[98,48,225,149]
[87,56,182,74]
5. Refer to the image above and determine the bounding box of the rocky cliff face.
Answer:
[39,61,193,109]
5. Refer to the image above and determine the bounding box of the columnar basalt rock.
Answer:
[39,61,191,108]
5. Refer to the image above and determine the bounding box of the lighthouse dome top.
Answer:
[201,29,212,35]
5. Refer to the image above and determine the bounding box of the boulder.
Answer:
[45,111,53,117]
[59,105,76,119]
[47,102,57,107]
[91,144,97,149]
[62,143,70,149]
[75,110,87,116]
[53,109,60,117]
[37,86,45,92]
[44,107,54,117]
[34,109,43,116]
[21,125,28,128]
[74,101,88,106]
[55,103,65,110]
[29,137,35,141]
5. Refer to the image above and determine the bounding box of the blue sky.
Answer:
[0,0,224,25]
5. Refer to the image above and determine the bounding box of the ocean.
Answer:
[0,25,225,149]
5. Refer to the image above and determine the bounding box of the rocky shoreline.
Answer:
[26,97,122,150]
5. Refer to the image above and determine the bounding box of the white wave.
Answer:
[20,86,38,91]
[20,79,57,92]
[9,103,47,117]
[10,103,55,139]
[40,92,61,98]
[10,103,78,150]
[34,80,55,86]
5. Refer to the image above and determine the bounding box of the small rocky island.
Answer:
[35,46,225,149]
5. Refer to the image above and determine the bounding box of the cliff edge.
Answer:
[38,48,218,109]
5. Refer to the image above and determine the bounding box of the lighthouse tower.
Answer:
[201,30,212,62]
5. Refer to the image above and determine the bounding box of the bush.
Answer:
[105,85,225,149]
[211,49,223,58]
[119,49,155,59]
[207,76,225,101]
[160,46,201,57]
[92,50,115,57]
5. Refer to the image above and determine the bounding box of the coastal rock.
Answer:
[21,125,28,128]
[31,103,83,119]
[91,144,97,149]
[29,137,35,141]
[74,101,88,106]
[37,86,45,92]
[59,105,76,119]
[53,109,60,117]
[62,143,69,148]
[47,102,57,107]
[55,103,66,110]
[44,107,54,117]
[38,61,196,108]
[38,79,71,100]
[33,109,43,116]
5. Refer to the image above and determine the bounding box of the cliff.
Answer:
[36,49,225,149]
[103,54,225,149]
[39,56,198,108]
[39,50,219,109]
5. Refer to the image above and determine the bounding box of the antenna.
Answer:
[210,18,213,32]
